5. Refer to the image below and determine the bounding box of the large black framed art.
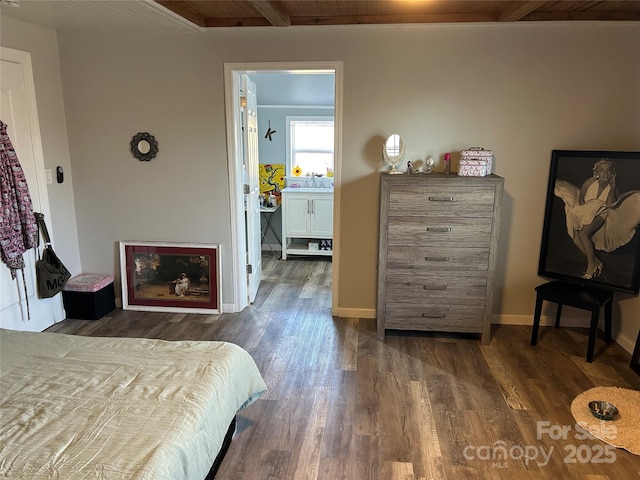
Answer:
[538,150,640,294]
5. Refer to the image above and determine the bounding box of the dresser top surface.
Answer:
[381,172,503,184]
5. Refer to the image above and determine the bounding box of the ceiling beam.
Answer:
[248,0,291,27]
[526,10,640,21]
[155,1,207,27]
[498,1,546,22]
[293,12,497,26]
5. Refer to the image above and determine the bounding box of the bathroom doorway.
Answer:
[224,61,343,314]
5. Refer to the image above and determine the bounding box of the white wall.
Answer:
[0,18,82,275]
[2,18,639,351]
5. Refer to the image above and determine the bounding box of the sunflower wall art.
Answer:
[259,163,285,197]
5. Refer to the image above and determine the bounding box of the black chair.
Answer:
[530,280,613,363]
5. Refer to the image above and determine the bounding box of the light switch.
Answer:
[45,169,53,184]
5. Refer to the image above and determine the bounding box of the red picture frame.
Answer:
[119,241,221,314]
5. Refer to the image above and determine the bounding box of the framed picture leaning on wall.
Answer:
[538,150,640,294]
[119,241,221,314]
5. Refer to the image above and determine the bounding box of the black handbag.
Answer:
[34,212,71,298]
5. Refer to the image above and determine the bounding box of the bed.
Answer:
[0,328,267,479]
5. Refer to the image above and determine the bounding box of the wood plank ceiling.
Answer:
[156,1,640,28]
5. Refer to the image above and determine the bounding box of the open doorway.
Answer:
[224,61,343,314]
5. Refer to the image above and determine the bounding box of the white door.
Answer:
[0,47,64,331]
[242,74,262,303]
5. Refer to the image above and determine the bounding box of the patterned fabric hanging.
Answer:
[0,120,37,279]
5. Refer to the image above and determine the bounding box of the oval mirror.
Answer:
[130,132,158,162]
[385,134,402,157]
[382,133,405,174]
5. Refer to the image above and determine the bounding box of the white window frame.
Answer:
[285,115,335,176]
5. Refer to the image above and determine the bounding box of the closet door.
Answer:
[0,47,64,331]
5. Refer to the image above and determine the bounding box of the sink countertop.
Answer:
[282,187,334,193]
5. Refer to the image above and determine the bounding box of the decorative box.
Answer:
[320,240,332,251]
[62,274,116,320]
[461,147,493,174]
[458,159,490,177]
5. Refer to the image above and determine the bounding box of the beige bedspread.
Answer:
[0,328,266,479]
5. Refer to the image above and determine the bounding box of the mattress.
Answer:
[0,328,266,479]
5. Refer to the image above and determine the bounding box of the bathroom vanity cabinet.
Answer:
[281,188,333,259]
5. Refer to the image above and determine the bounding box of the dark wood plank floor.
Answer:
[47,255,640,479]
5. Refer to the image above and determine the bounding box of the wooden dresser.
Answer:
[377,173,504,344]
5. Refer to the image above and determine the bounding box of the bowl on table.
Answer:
[588,400,618,420]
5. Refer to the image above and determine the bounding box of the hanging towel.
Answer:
[0,120,37,317]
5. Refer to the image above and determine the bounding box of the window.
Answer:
[286,116,334,176]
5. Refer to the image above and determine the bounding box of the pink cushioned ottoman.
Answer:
[62,274,116,320]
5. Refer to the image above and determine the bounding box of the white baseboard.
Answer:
[615,333,636,355]
[492,313,634,355]
[114,297,637,355]
[332,307,376,319]
[330,310,634,354]
[221,303,236,314]
[493,313,590,328]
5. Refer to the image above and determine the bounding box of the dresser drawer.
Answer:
[388,216,493,247]
[384,303,484,333]
[386,246,489,272]
[385,273,487,303]
[389,186,495,218]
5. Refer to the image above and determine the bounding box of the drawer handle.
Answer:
[423,285,447,290]
[428,196,454,202]
[425,256,449,262]
[426,227,451,232]
[422,313,446,318]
